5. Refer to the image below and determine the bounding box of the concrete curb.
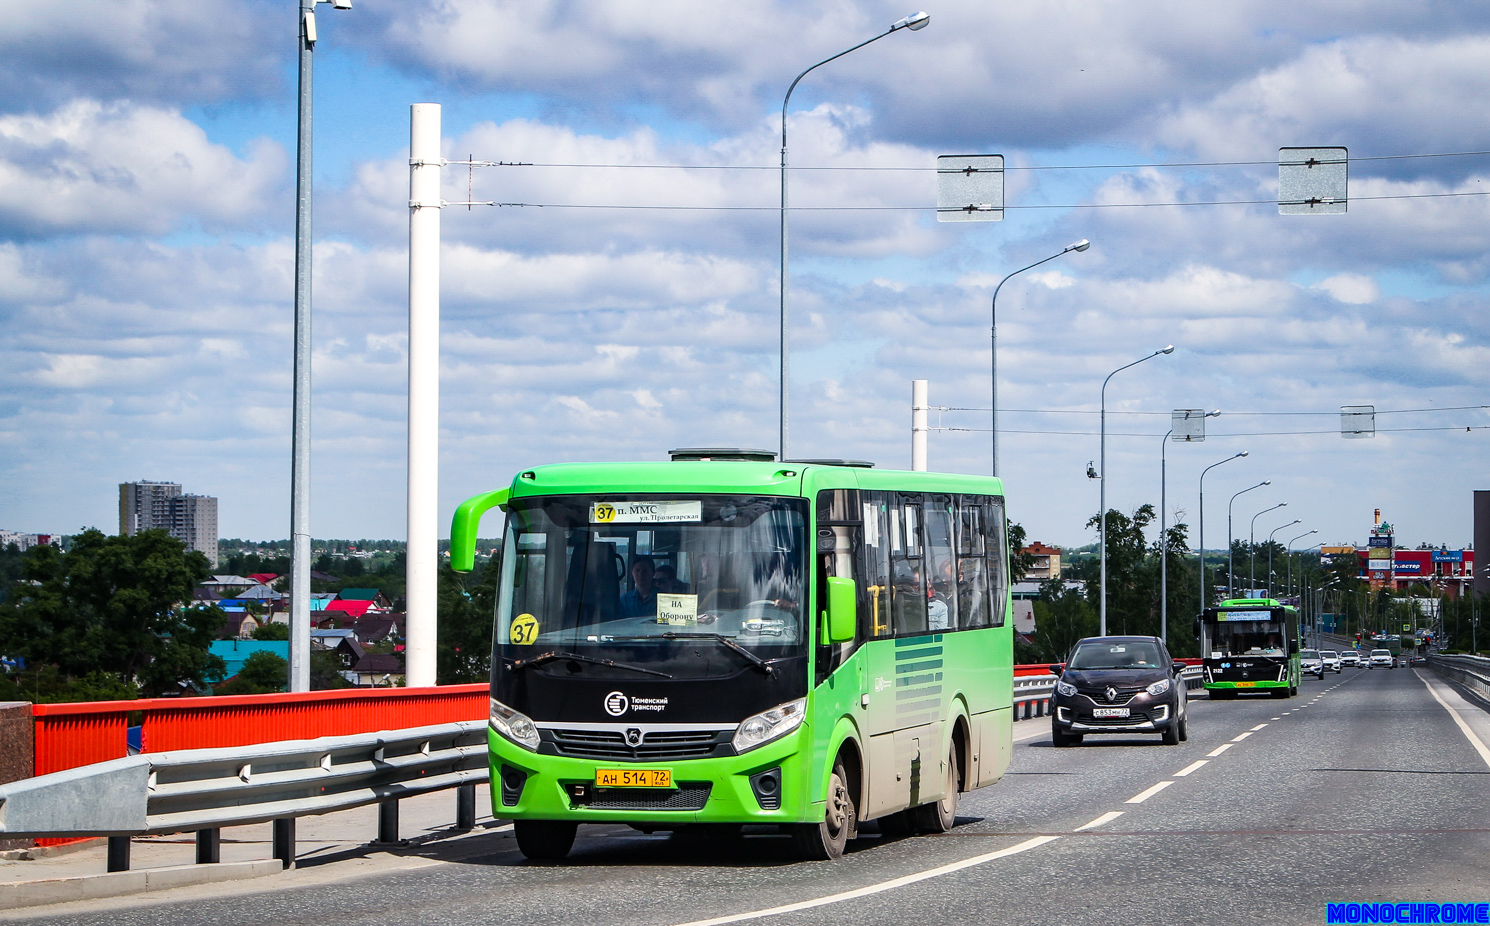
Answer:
[0,859,282,910]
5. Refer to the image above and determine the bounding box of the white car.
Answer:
[1339,651,1361,667]
[1300,649,1324,678]
[1368,649,1395,669]
[1321,651,1342,673]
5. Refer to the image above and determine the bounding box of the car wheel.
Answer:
[1161,717,1181,745]
[1052,725,1082,747]
[795,760,856,860]
[1178,713,1189,741]
[514,820,578,861]
[910,740,962,834]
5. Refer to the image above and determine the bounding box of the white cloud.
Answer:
[1312,273,1379,305]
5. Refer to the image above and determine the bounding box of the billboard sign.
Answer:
[1368,536,1392,548]
[1434,551,1464,563]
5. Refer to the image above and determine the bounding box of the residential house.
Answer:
[216,613,260,640]
[209,639,289,679]
[349,653,403,687]
[337,588,393,612]
[1020,542,1063,580]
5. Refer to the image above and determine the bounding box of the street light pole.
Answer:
[1248,502,1287,594]
[1264,519,1301,597]
[1198,451,1248,617]
[289,0,352,692]
[779,11,928,461]
[1227,480,1270,597]
[1099,345,1174,635]
[1158,409,1218,645]
[989,240,1089,476]
[1282,527,1315,599]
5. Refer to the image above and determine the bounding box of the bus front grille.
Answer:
[576,783,713,811]
[545,729,731,762]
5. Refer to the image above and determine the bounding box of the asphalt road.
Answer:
[11,666,1490,926]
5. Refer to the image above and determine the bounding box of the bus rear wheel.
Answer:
[794,760,856,860]
[910,741,962,833]
[514,820,577,861]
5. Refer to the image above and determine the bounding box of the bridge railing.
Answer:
[1427,654,1490,703]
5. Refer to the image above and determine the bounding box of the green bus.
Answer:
[1197,597,1301,699]
[450,450,1015,861]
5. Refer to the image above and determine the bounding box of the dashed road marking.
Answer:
[1231,731,1254,742]
[1207,744,1233,757]
[1174,760,1208,778]
[668,835,1061,926]
[1125,781,1174,804]
[1250,724,1269,731]
[1074,811,1124,832]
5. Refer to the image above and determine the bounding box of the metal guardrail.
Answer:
[1010,666,1205,721]
[0,721,488,871]
[1427,654,1490,703]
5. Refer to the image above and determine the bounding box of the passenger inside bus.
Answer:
[619,555,659,618]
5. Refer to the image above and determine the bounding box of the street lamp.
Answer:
[1265,519,1302,597]
[989,239,1089,476]
[1158,409,1219,644]
[289,0,353,693]
[1248,502,1287,594]
[778,11,929,461]
[1198,451,1248,615]
[1098,345,1174,635]
[1226,480,1270,597]
[1290,539,1325,602]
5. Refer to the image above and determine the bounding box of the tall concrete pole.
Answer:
[289,0,316,692]
[406,103,442,688]
[911,380,928,472]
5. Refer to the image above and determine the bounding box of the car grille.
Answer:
[543,728,731,762]
[578,783,713,811]
[1075,687,1142,705]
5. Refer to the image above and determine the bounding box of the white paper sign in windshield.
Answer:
[590,501,702,524]
[657,593,699,625]
[1217,609,1276,622]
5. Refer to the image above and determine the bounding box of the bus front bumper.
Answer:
[487,727,820,826]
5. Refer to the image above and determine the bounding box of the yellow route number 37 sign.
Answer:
[510,613,539,645]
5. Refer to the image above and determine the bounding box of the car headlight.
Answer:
[489,697,540,751]
[1055,680,1078,697]
[1146,677,1172,697]
[732,698,806,753]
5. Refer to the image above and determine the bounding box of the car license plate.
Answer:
[1091,707,1129,718]
[1235,681,1256,687]
[595,768,672,788]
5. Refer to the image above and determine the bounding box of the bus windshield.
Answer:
[494,494,808,679]
[1207,620,1288,656]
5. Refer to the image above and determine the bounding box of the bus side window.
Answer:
[922,496,959,632]
[890,494,928,635]
[859,491,893,639]
[954,497,991,629]
[816,489,862,684]
[983,497,1009,628]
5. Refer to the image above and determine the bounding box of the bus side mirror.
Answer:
[1192,618,1201,640]
[1288,639,1299,655]
[824,576,857,644]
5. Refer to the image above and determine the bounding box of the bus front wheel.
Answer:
[794,760,856,860]
[514,820,577,861]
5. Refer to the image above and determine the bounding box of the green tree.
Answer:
[1006,520,1036,583]
[1023,578,1098,664]
[0,529,225,697]
[438,562,497,684]
[252,621,290,641]
[1083,505,1158,637]
[216,650,288,695]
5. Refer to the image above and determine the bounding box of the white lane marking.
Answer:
[1231,731,1254,742]
[1250,723,1268,731]
[669,835,1060,926]
[1124,780,1174,804]
[1271,717,1281,720]
[492,824,515,833]
[1206,744,1233,757]
[1074,811,1124,832]
[1416,670,1490,770]
[1173,760,1208,778]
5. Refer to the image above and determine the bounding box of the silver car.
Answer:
[1368,649,1395,669]
[1300,649,1324,678]
[1321,651,1342,673]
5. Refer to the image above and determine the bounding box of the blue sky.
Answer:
[1,0,1488,552]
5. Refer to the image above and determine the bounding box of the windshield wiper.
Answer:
[657,632,782,676]
[507,651,673,678]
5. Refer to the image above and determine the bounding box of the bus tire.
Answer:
[514,820,577,861]
[876,810,915,838]
[794,760,856,860]
[911,740,962,834]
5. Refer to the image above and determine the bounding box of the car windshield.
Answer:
[1067,641,1164,670]
[1301,650,1320,659]
[493,494,808,679]
[1372,650,1391,656]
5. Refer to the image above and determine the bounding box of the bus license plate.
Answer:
[1235,682,1256,687]
[1091,707,1129,718]
[596,768,672,788]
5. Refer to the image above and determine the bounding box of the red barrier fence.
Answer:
[30,684,488,778]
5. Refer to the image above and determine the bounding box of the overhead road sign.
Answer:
[1341,405,1375,438]
[937,155,1004,221]
[1279,147,1347,214]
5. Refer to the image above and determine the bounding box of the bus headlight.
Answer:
[732,698,806,754]
[1146,678,1172,697]
[1055,680,1077,697]
[489,697,540,751]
